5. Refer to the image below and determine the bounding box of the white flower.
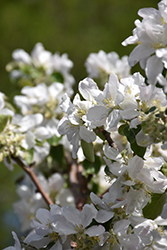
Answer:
[24,204,65,249]
[130,214,167,249]
[10,43,75,95]
[113,219,142,250]
[30,43,52,73]
[56,204,105,239]
[58,93,96,158]
[12,43,52,74]
[85,50,131,81]
[90,179,125,223]
[80,73,124,130]
[122,1,167,84]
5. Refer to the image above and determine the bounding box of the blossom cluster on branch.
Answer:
[3,1,167,249]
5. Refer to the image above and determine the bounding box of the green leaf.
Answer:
[50,72,64,83]
[0,114,11,133]
[81,140,95,162]
[131,140,146,158]
[83,155,101,175]
[123,125,141,143]
[26,148,34,165]
[161,162,167,177]
[118,123,128,136]
[123,124,146,158]
[47,135,63,146]
[143,192,166,220]
[50,144,64,164]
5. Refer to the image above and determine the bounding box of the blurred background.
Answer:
[0,0,158,248]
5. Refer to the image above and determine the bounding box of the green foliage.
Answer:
[119,123,146,158]
[82,155,101,175]
[81,140,95,162]
[0,114,11,133]
[26,148,34,165]
[50,72,64,83]
[50,144,64,165]
[161,162,167,177]
[143,193,166,220]
[47,135,63,146]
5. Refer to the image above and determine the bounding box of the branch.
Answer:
[11,156,54,207]
[65,151,88,211]
[96,127,118,150]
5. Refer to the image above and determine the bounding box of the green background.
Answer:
[0,0,158,248]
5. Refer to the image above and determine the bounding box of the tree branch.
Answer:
[11,156,54,207]
[96,127,118,150]
[65,151,88,211]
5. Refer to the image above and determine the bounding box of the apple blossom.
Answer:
[3,1,167,250]
[85,50,131,86]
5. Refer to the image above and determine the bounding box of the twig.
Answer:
[102,129,118,150]
[96,127,118,150]
[11,156,54,207]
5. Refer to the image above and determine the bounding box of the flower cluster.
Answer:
[122,0,167,86]
[85,50,131,86]
[3,1,167,250]
[6,42,75,95]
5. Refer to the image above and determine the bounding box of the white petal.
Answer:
[96,210,114,223]
[120,109,139,120]
[81,204,97,227]
[85,225,105,237]
[35,208,50,225]
[79,126,96,143]
[12,231,21,250]
[79,78,98,101]
[146,55,163,84]
[12,49,31,64]
[62,206,81,226]
[128,44,154,67]
[49,240,63,250]
[34,126,51,139]
[103,144,121,161]
[105,110,121,130]
[128,155,144,179]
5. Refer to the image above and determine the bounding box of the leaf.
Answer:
[50,72,64,83]
[50,144,64,164]
[123,124,146,158]
[81,140,95,162]
[47,135,63,146]
[161,162,167,177]
[118,123,128,136]
[131,140,146,158]
[143,192,166,220]
[123,125,141,143]
[26,148,34,165]
[83,155,101,175]
[0,114,11,133]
